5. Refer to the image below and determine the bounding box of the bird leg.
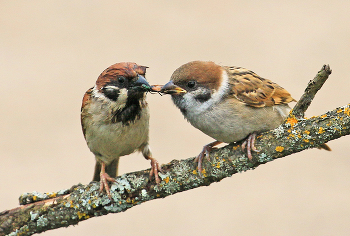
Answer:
[99,162,116,199]
[146,156,162,184]
[142,145,162,184]
[241,133,259,160]
[195,140,223,174]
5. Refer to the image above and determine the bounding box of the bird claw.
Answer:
[149,157,162,184]
[195,141,222,175]
[194,151,205,176]
[99,172,116,199]
[242,133,260,160]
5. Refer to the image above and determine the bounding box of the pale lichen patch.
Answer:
[36,215,49,228]
[272,125,285,138]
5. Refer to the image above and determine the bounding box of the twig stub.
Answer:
[291,64,332,118]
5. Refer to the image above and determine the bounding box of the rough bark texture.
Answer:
[291,64,332,118]
[1,65,349,236]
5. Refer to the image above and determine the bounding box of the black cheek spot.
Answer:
[194,91,211,102]
[102,88,120,101]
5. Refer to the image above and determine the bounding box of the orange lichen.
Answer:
[304,130,310,135]
[275,146,284,152]
[77,212,89,220]
[286,116,298,128]
[192,170,198,175]
[201,169,207,177]
[33,196,37,201]
[320,114,327,118]
[164,176,170,184]
[318,127,325,134]
[216,163,221,168]
[303,139,310,143]
[344,107,350,116]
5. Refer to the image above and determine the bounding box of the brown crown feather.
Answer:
[95,62,148,90]
[171,61,223,91]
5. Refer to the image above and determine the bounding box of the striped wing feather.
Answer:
[226,66,296,107]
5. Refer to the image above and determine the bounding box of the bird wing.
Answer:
[226,66,296,108]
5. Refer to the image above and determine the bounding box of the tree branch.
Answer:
[1,65,349,236]
[291,64,332,118]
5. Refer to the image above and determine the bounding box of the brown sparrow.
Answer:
[81,62,162,198]
[160,61,297,173]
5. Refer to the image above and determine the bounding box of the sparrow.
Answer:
[81,62,162,198]
[160,61,330,173]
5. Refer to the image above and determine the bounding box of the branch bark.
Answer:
[1,65,349,236]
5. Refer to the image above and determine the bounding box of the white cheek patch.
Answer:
[183,70,229,115]
[92,85,103,98]
[211,70,229,102]
[103,85,119,90]
[92,86,128,110]
[115,88,128,106]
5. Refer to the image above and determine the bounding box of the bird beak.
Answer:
[132,75,152,91]
[161,81,187,95]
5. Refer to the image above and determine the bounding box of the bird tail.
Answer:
[93,158,120,181]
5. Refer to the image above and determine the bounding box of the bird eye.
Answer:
[118,76,125,84]
[187,80,196,89]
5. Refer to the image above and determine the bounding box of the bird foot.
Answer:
[149,157,163,184]
[100,172,116,199]
[241,133,260,160]
[194,141,222,175]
